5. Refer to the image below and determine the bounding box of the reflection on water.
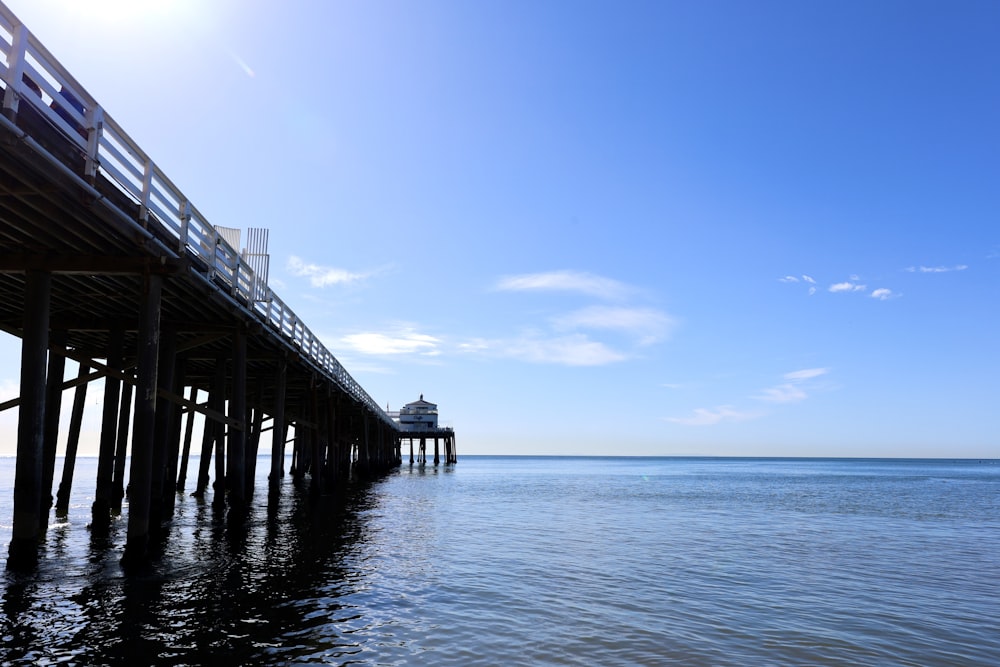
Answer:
[1,457,999,666]
[1,461,396,665]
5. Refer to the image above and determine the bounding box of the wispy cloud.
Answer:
[904,265,968,273]
[496,270,632,300]
[784,368,828,381]
[755,367,829,403]
[780,274,817,295]
[664,406,761,426]
[288,255,371,287]
[665,368,829,426]
[461,333,627,366]
[779,274,816,284]
[337,329,440,356]
[829,281,867,293]
[871,288,896,301]
[755,384,807,403]
[552,306,675,345]
[487,269,673,365]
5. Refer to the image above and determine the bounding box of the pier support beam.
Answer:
[39,331,66,533]
[8,270,51,570]
[121,273,162,570]
[163,358,186,519]
[93,328,124,532]
[269,358,287,485]
[228,327,247,507]
[55,362,90,513]
[111,380,133,513]
[149,326,176,532]
[176,386,198,492]
[211,353,227,508]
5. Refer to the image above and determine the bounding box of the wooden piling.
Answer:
[39,331,66,533]
[228,327,247,506]
[211,354,227,509]
[309,384,322,497]
[162,358,186,519]
[93,328,124,531]
[55,362,89,513]
[111,380,133,513]
[245,403,263,498]
[269,358,287,485]
[149,326,176,531]
[176,386,198,492]
[121,272,162,569]
[7,270,51,570]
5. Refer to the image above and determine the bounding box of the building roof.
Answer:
[404,394,437,408]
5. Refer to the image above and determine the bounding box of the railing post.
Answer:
[2,23,28,119]
[179,201,192,252]
[84,105,104,182]
[140,160,154,227]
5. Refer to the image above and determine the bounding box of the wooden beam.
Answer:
[0,254,190,275]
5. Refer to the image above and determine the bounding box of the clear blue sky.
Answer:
[2,0,998,457]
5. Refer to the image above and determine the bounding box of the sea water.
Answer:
[0,456,997,666]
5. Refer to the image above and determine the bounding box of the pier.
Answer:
[0,2,452,571]
[391,396,457,466]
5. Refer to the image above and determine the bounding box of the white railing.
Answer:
[0,2,394,428]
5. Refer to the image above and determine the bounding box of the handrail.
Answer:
[0,2,395,428]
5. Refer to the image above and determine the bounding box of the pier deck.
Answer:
[0,1,445,570]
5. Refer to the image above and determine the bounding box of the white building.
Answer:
[397,394,439,432]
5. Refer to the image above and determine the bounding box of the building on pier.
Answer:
[389,395,457,466]
[398,394,438,431]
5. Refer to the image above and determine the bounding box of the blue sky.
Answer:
[2,0,998,457]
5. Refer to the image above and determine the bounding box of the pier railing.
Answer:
[0,3,393,427]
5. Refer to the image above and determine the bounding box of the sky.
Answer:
[1,0,998,458]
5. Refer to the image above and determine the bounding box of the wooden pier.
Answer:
[0,3,453,571]
[402,429,458,467]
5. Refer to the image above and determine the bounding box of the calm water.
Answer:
[1,456,998,666]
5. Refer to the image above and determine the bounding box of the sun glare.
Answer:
[49,0,193,26]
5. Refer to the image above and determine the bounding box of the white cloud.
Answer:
[755,383,808,403]
[338,329,440,356]
[784,368,828,381]
[781,274,817,294]
[871,288,894,301]
[905,265,968,273]
[288,255,369,287]
[460,333,627,366]
[755,368,829,403]
[829,281,866,293]
[552,306,675,345]
[487,270,671,364]
[664,406,761,426]
[495,270,631,300]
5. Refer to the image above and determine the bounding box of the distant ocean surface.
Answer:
[1,456,998,666]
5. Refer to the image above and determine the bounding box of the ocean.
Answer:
[0,456,997,666]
